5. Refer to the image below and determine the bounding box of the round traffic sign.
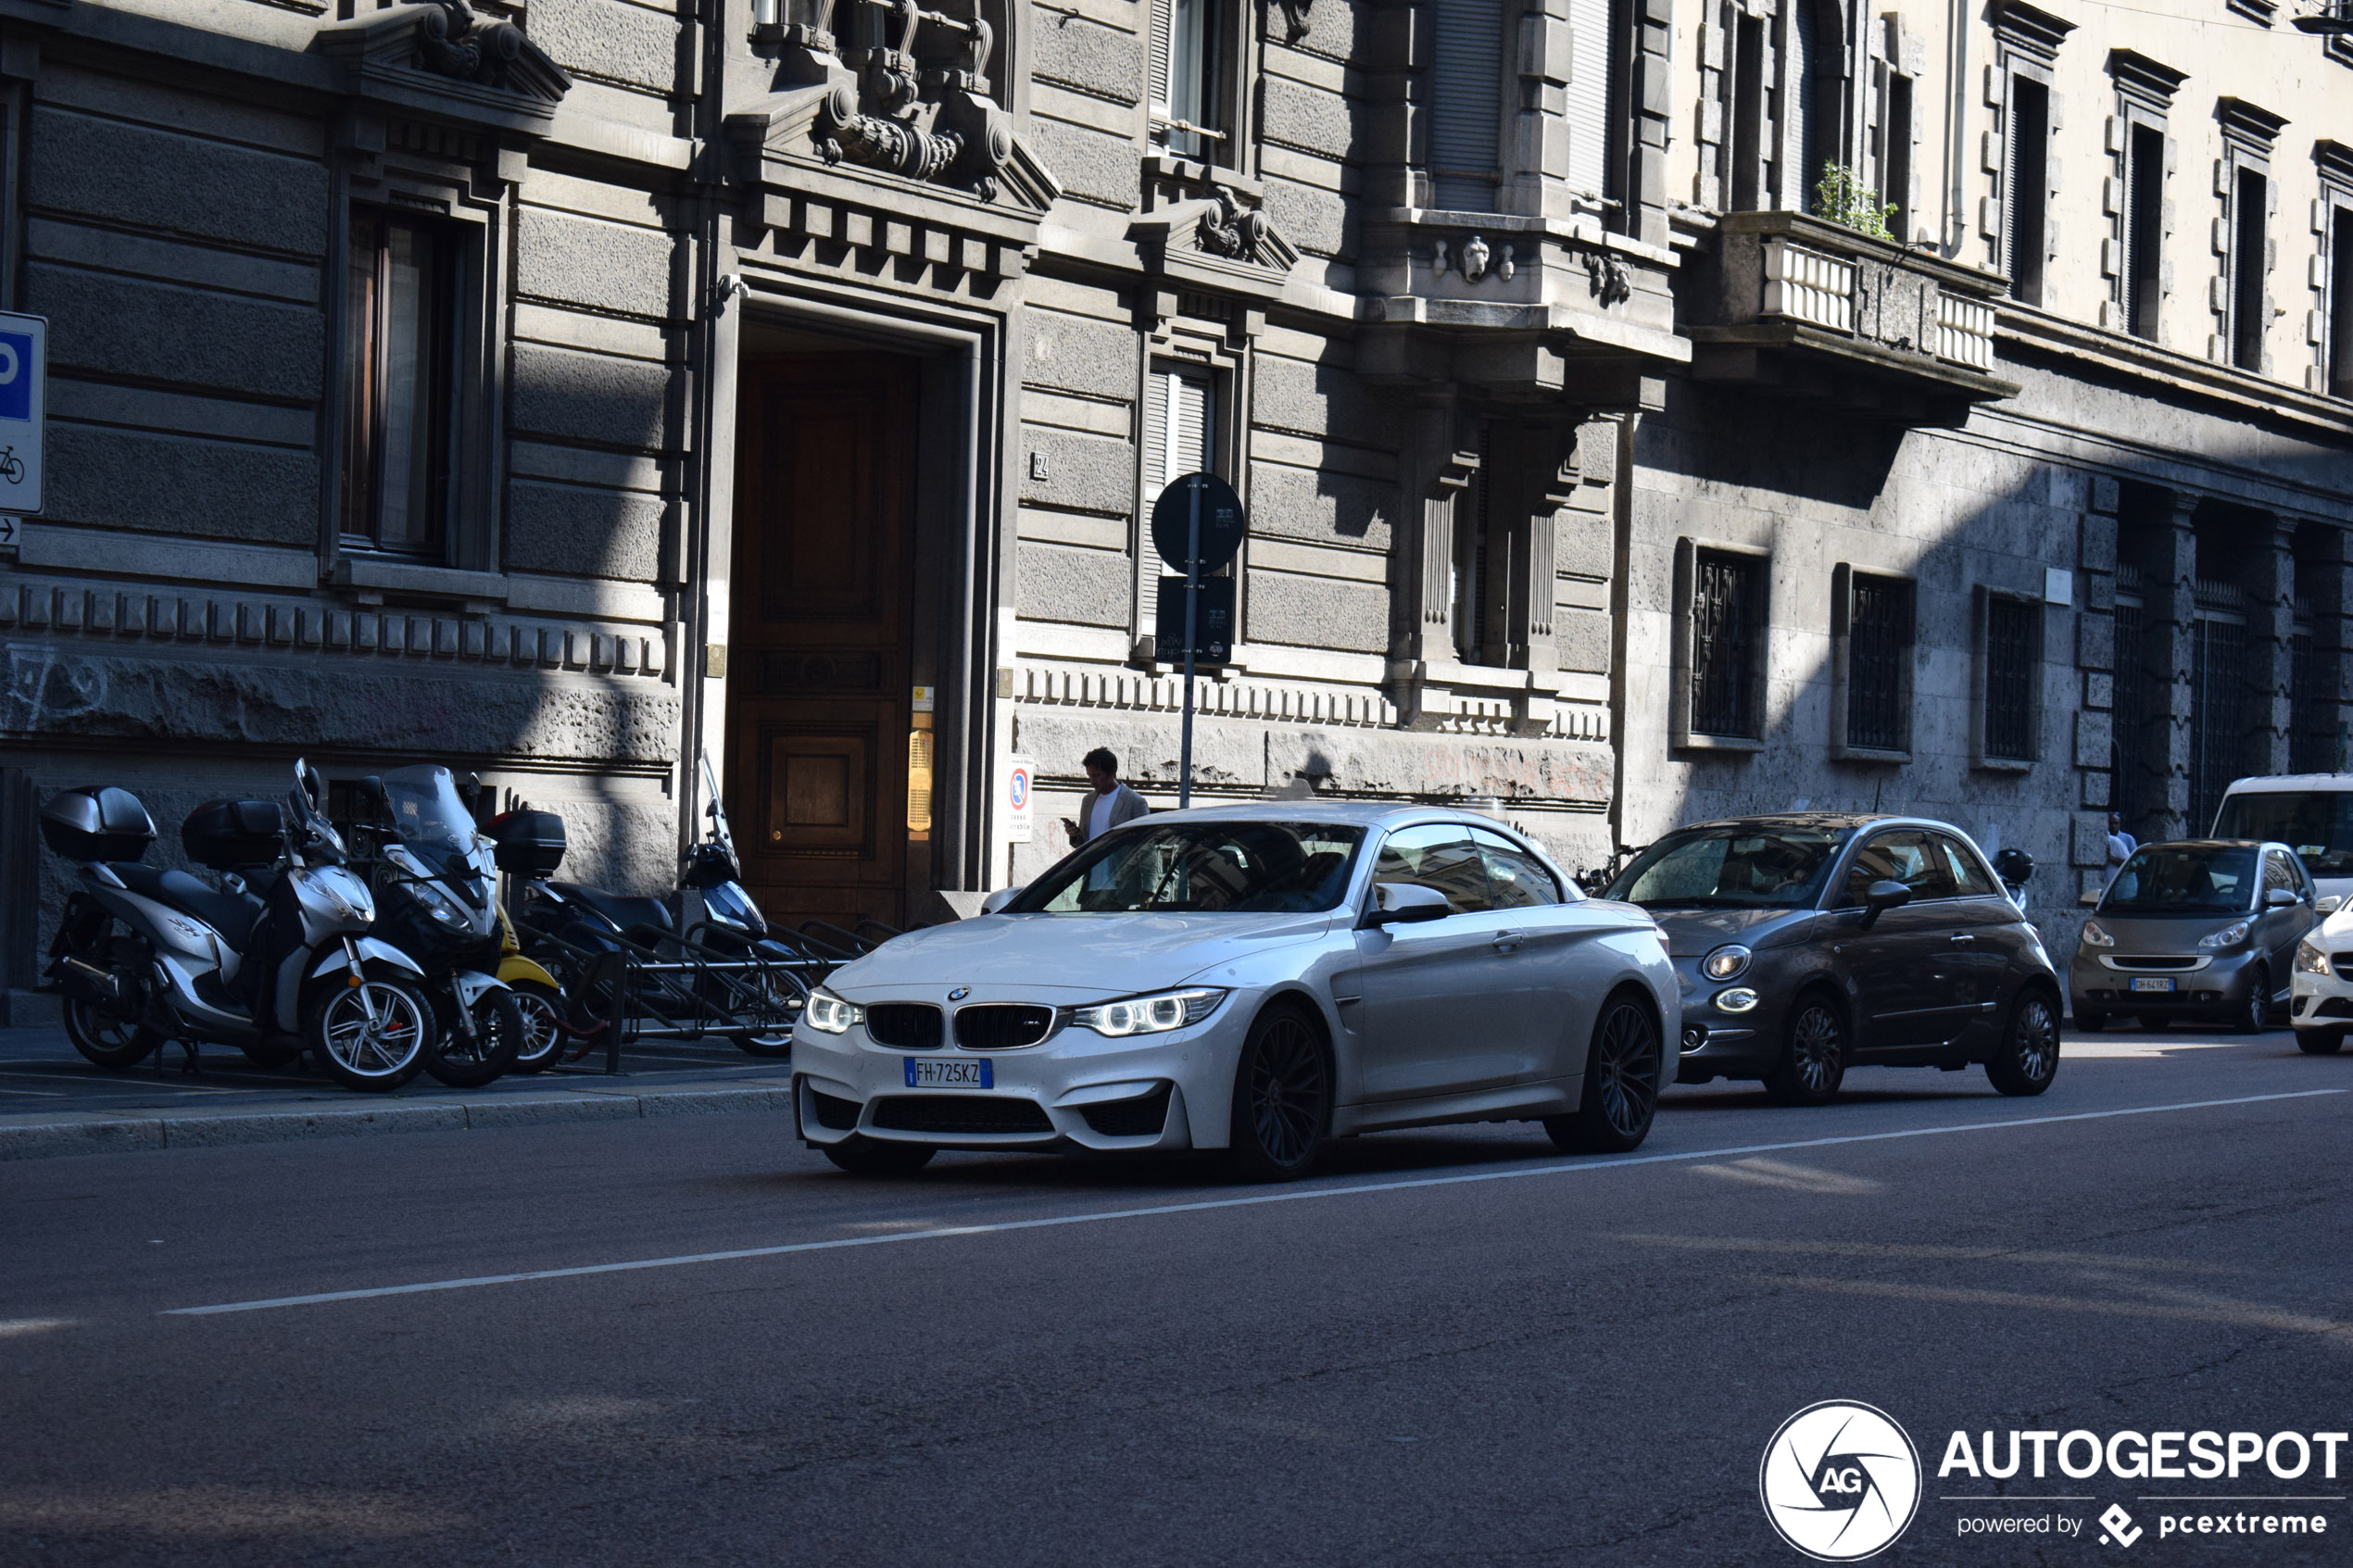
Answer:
[1150,472,1246,573]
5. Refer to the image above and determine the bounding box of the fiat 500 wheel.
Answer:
[1226,1003,1330,1182]
[1545,991,1661,1154]
[1766,992,1847,1106]
[1985,990,2061,1096]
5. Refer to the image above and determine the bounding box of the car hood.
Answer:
[824,909,1336,999]
[1642,905,1818,958]
[2082,909,2253,950]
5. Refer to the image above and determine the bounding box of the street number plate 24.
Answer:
[905,1058,993,1088]
[2130,977,2176,993]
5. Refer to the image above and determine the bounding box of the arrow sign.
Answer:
[1150,471,1244,574]
[0,311,45,517]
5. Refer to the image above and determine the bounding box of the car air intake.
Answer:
[2113,957,2196,971]
[808,1089,862,1131]
[865,1004,944,1049]
[871,1096,1054,1135]
[1077,1085,1170,1138]
[954,1004,1055,1050]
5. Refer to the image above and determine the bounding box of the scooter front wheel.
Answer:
[424,989,524,1088]
[309,977,433,1092]
[506,980,566,1073]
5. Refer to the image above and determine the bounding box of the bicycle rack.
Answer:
[520,922,838,1074]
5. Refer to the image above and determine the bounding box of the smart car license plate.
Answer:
[905,1058,993,1088]
[2130,977,2176,994]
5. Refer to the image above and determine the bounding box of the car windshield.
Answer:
[2101,846,2257,914]
[2211,791,2353,876]
[1009,821,1366,914]
[381,766,478,852]
[1604,825,1844,909]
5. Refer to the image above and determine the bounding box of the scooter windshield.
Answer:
[382,766,479,852]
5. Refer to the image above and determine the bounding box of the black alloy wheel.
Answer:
[507,980,565,1073]
[2295,1025,2345,1055]
[1226,1003,1330,1182]
[1545,992,1662,1153]
[822,1135,937,1176]
[1985,989,2061,1096]
[425,989,525,1088]
[2232,969,2269,1035]
[1765,992,1847,1106]
[62,996,164,1071]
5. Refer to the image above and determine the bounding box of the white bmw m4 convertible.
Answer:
[791,803,1680,1181]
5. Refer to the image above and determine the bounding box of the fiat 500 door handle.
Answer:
[1491,930,1524,953]
[1948,933,1976,945]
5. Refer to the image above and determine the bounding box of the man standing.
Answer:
[2104,811,2137,884]
[1063,746,1150,848]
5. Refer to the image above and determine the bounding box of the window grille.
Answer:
[2111,591,2145,783]
[1846,575,1912,751]
[2189,613,2246,833]
[1453,427,1495,665]
[2292,625,2331,773]
[1983,596,2037,761]
[1692,551,1758,738]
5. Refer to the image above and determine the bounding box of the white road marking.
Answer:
[163,1089,2344,1318]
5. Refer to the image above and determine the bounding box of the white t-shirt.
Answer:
[1087,789,1117,841]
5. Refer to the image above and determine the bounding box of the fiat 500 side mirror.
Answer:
[1361,881,1452,928]
[979,885,1026,915]
[1856,878,1911,929]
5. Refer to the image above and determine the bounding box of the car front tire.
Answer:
[1545,991,1661,1154]
[2295,1027,2345,1056]
[1225,1001,1329,1183]
[1765,991,1847,1107]
[2072,1007,2106,1033]
[1985,989,2061,1096]
[2232,969,2269,1035]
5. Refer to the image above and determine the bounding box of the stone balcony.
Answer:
[1354,209,1689,409]
[1680,209,2020,422]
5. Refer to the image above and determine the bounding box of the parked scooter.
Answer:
[41,761,438,1091]
[347,765,549,1087]
[511,761,806,1055]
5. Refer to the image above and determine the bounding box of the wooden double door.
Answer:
[728,353,923,933]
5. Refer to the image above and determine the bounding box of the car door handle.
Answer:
[1948,934,1975,945]
[1491,931,1523,953]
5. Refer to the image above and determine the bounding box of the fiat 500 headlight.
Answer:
[2079,919,2115,948]
[1072,987,1227,1037]
[2198,920,2252,950]
[2295,941,2332,977]
[804,989,864,1034]
[1700,945,1752,981]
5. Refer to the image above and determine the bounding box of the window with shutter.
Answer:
[1781,0,1818,210]
[1150,0,1214,157]
[1144,364,1218,497]
[2005,75,2050,305]
[1451,424,1496,664]
[1562,0,1615,205]
[1428,0,1502,211]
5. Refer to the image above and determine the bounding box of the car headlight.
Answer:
[2295,940,2332,977]
[2197,920,2252,950]
[2079,919,2114,948]
[1713,987,1761,1014]
[804,989,863,1034]
[1701,945,1752,981]
[1072,987,1227,1037]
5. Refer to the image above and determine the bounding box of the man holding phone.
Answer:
[1062,746,1150,848]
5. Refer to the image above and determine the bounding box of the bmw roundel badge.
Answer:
[948,986,970,1002]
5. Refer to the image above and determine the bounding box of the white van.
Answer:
[2210,775,2353,911]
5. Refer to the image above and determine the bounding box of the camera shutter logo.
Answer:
[1758,1400,1922,1561]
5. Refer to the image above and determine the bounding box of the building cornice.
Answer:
[1995,301,2353,441]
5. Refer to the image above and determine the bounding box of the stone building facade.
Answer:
[0,0,2347,1001]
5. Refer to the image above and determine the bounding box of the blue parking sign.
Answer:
[0,332,31,422]
[0,311,44,515]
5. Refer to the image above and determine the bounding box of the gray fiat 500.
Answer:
[1601,813,2063,1105]
[2070,839,2316,1033]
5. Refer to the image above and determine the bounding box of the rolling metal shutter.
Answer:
[1429,0,1502,210]
[1564,0,1612,202]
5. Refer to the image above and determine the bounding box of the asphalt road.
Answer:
[3,1028,2347,1566]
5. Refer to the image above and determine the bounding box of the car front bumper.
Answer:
[2069,948,2260,1019]
[788,992,1257,1153]
[2289,949,2353,1033]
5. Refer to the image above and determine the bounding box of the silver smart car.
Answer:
[789,803,1680,1181]
[2070,839,2318,1033]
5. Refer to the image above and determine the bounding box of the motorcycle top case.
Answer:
[182,798,288,870]
[39,786,157,863]
[487,809,566,877]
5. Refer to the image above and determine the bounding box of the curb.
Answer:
[0,1082,796,1162]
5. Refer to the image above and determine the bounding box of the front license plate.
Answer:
[905,1057,993,1089]
[2130,977,2176,994]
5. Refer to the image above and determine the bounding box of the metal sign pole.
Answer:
[1179,476,1200,809]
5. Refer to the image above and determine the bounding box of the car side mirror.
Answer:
[979,885,1025,915]
[2319,895,2344,916]
[1362,881,1452,928]
[1856,878,1911,928]
[2079,887,2103,908]
[2267,887,2300,909]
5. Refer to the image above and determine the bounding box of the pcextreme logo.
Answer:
[1759,1400,1924,1562]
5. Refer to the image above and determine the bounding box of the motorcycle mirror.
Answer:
[458,772,482,812]
[358,775,389,820]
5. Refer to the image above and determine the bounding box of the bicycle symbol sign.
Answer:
[0,310,45,517]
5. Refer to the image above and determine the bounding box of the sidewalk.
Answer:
[0,1024,796,1161]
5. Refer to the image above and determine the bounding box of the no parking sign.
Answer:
[1004,754,1034,843]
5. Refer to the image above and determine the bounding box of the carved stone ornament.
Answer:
[415,1,530,87]
[1274,0,1314,43]
[1195,189,1268,262]
[1460,233,1490,282]
[1582,249,1630,306]
[1432,238,1450,275]
[809,0,1013,200]
[313,1,574,131]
